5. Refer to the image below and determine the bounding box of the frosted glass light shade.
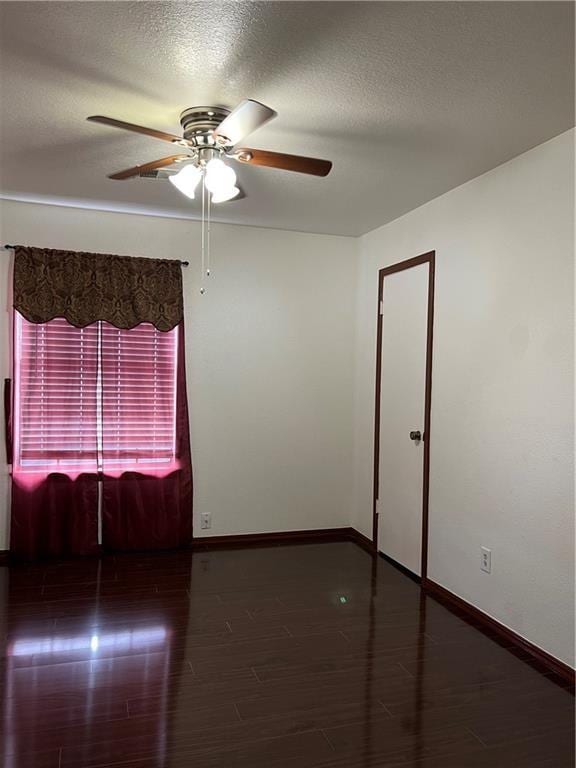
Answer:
[212,186,240,204]
[205,158,237,194]
[169,164,202,199]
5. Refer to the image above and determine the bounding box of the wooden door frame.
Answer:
[372,250,435,579]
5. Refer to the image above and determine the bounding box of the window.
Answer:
[14,312,178,473]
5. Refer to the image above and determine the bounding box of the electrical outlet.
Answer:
[480,546,491,573]
[200,512,211,530]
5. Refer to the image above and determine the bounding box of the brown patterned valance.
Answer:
[13,246,183,331]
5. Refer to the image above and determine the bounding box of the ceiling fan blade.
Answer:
[108,155,189,180]
[87,116,187,145]
[213,100,277,145]
[232,148,332,177]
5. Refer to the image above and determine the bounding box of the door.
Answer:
[375,254,434,577]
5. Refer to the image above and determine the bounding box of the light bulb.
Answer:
[211,186,240,204]
[169,164,202,199]
[205,158,237,194]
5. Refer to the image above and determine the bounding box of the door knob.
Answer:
[409,430,422,442]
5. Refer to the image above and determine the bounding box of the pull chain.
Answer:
[207,185,211,279]
[200,172,206,295]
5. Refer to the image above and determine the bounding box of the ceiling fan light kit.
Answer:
[87,100,333,293]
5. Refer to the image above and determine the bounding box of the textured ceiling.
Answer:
[0,1,573,236]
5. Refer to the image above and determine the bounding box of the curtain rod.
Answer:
[2,245,189,267]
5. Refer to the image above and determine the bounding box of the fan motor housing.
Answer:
[179,106,230,145]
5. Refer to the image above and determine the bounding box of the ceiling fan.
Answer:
[87,100,333,204]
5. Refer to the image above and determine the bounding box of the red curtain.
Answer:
[11,473,99,558]
[10,314,192,558]
[101,323,193,551]
[11,317,100,558]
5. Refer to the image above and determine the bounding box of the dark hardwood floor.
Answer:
[0,541,573,767]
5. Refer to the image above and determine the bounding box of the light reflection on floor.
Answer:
[8,625,168,657]
[3,622,171,768]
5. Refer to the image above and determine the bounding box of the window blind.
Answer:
[100,323,178,468]
[14,313,178,473]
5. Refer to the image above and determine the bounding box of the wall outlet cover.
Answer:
[200,512,211,530]
[481,546,492,573]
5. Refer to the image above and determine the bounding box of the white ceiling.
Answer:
[0,2,573,237]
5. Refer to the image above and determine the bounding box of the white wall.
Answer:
[353,129,575,666]
[0,200,358,546]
